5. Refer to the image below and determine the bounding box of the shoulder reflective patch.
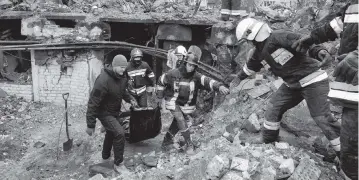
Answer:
[271,48,294,65]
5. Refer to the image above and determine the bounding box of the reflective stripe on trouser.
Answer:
[340,107,358,180]
[133,92,148,107]
[264,79,341,148]
[98,115,125,165]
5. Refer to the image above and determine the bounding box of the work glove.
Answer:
[318,50,333,68]
[86,127,95,136]
[219,85,230,95]
[230,76,242,89]
[130,100,139,109]
[291,35,314,53]
[333,51,358,86]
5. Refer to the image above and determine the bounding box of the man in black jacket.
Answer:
[86,54,138,173]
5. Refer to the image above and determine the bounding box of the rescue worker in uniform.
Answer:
[221,0,249,21]
[231,18,341,158]
[291,2,358,179]
[126,48,155,107]
[86,54,139,173]
[167,45,187,70]
[157,53,230,154]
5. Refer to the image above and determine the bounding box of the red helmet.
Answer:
[130,48,143,58]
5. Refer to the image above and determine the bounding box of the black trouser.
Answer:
[340,107,358,180]
[133,92,147,107]
[99,115,125,166]
[263,80,341,152]
[163,105,191,145]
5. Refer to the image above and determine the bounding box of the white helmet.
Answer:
[236,18,272,42]
[174,45,187,56]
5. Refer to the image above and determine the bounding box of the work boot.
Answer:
[180,129,198,155]
[239,133,278,145]
[161,132,175,151]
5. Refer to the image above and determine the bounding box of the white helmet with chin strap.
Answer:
[236,18,272,42]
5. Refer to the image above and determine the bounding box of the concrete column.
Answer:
[31,50,40,101]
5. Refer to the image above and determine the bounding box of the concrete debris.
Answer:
[271,78,284,90]
[247,84,271,98]
[206,155,230,180]
[89,162,113,178]
[0,88,7,98]
[279,158,295,174]
[288,158,321,180]
[141,151,159,167]
[88,174,108,180]
[221,171,244,180]
[230,157,249,172]
[275,142,290,149]
[230,79,256,94]
[243,113,260,133]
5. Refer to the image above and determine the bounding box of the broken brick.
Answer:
[243,113,261,133]
[288,158,321,180]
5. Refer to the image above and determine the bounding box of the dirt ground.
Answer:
[0,99,172,180]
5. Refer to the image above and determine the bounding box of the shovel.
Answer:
[62,93,73,151]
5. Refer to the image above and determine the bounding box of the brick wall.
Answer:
[0,83,32,101]
[36,59,90,106]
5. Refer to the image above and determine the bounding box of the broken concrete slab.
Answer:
[272,78,284,90]
[0,88,7,97]
[88,173,108,180]
[141,151,159,167]
[89,162,114,178]
[33,141,46,148]
[206,155,230,180]
[231,79,256,94]
[275,142,290,149]
[247,84,271,98]
[230,157,249,172]
[288,158,321,180]
[279,158,295,174]
[221,171,244,180]
[243,113,260,133]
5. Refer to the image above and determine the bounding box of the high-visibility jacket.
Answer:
[126,61,155,95]
[308,3,358,108]
[238,30,328,89]
[156,66,223,114]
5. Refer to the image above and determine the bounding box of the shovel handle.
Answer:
[62,93,69,100]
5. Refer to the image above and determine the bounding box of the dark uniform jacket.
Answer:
[126,61,155,95]
[86,64,135,128]
[157,65,223,114]
[238,30,327,89]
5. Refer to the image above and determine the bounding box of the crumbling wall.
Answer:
[0,83,32,100]
[33,51,103,106]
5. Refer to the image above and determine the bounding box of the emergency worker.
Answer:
[291,2,358,179]
[157,53,230,154]
[86,54,138,173]
[126,48,155,107]
[231,18,341,159]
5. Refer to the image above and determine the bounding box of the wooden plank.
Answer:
[30,50,39,102]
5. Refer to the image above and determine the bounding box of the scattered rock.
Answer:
[24,115,31,120]
[243,113,260,133]
[230,157,249,172]
[89,162,113,178]
[223,131,234,143]
[0,88,7,97]
[33,141,46,148]
[88,174,107,180]
[288,158,321,180]
[271,78,284,90]
[142,151,159,167]
[247,84,271,98]
[221,171,244,180]
[279,158,295,174]
[275,142,290,149]
[206,155,230,180]
[231,79,256,94]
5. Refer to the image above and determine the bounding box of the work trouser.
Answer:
[133,92,148,107]
[340,108,358,180]
[263,79,341,153]
[221,0,248,20]
[99,115,125,166]
[163,105,192,146]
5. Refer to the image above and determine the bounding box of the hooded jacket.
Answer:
[86,64,135,128]
[156,65,223,114]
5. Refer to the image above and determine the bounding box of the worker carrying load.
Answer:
[157,52,230,154]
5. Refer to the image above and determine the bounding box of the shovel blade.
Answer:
[63,139,73,151]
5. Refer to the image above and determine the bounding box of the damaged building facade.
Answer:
[0,9,247,106]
